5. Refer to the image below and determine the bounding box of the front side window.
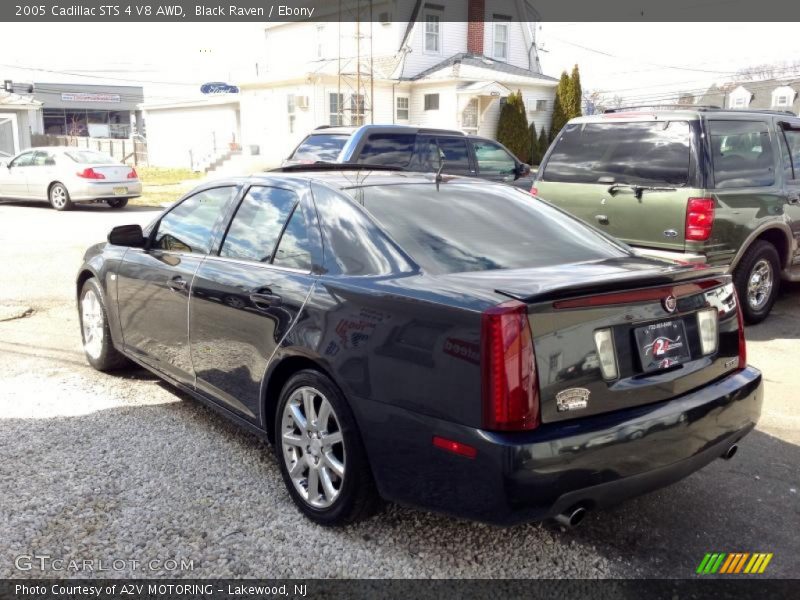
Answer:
[32,151,55,166]
[473,140,516,175]
[493,22,508,59]
[9,152,35,168]
[396,96,409,121]
[154,186,236,254]
[709,120,775,189]
[424,14,440,53]
[542,121,692,186]
[220,186,298,262]
[424,93,439,111]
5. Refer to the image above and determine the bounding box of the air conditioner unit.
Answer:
[296,96,310,109]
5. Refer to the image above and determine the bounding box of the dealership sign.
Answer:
[200,82,240,95]
[61,92,121,103]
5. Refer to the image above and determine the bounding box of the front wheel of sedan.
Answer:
[49,182,73,211]
[79,278,130,372]
[275,370,380,525]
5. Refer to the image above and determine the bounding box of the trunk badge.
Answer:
[556,388,590,412]
[663,295,677,313]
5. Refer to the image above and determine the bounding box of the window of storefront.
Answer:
[42,108,131,138]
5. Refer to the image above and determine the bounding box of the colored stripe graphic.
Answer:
[698,552,772,574]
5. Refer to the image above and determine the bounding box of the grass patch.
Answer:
[136,166,203,186]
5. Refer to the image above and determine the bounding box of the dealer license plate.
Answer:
[634,319,691,372]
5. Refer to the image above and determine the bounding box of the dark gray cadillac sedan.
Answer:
[76,167,762,526]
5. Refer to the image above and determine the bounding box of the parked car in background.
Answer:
[0,147,141,210]
[77,167,761,527]
[533,106,800,323]
[284,124,533,189]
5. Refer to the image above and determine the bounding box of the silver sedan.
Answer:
[0,147,142,210]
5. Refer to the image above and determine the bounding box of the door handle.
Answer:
[166,276,188,292]
[249,292,282,308]
[596,214,610,225]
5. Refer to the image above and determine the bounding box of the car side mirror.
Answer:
[516,163,531,179]
[108,224,146,248]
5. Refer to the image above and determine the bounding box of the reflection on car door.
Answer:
[189,185,318,421]
[115,186,238,386]
[1,151,35,198]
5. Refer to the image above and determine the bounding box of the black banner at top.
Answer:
[4,0,800,22]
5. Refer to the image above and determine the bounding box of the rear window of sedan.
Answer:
[291,134,350,162]
[64,150,116,164]
[355,183,628,274]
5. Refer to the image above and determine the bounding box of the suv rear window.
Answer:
[542,121,692,186]
[359,183,626,274]
[291,134,349,162]
[709,120,775,188]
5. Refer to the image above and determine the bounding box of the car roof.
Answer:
[572,107,797,124]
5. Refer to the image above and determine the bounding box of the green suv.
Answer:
[533,107,800,323]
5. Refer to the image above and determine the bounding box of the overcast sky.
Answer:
[0,22,798,104]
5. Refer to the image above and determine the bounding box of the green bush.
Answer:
[496,90,530,163]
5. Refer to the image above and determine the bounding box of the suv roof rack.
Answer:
[603,104,721,113]
[270,162,406,173]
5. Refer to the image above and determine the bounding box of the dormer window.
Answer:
[771,86,795,108]
[775,95,790,107]
[733,97,746,108]
[424,13,441,53]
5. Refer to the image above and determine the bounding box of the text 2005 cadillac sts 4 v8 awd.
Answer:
[76,168,762,527]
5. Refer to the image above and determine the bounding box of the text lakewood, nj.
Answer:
[197,4,315,17]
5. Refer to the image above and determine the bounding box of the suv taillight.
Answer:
[735,290,747,369]
[76,167,105,179]
[686,197,715,241]
[481,300,540,431]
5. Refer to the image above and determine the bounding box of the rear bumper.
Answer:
[356,366,762,525]
[632,246,707,265]
[71,180,142,201]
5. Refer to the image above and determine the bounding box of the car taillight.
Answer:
[127,168,138,179]
[530,186,538,196]
[76,167,105,179]
[735,291,747,369]
[686,197,715,241]
[481,300,539,431]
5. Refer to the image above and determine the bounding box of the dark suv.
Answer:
[534,107,800,323]
[285,125,533,189]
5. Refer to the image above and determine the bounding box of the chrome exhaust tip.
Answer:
[722,444,738,460]
[554,506,588,528]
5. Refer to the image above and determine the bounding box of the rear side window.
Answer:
[291,134,349,162]
[408,135,471,173]
[272,206,313,271]
[220,186,298,262]
[360,184,627,274]
[542,121,692,186]
[358,133,416,166]
[709,121,775,189]
[154,186,236,254]
[781,128,800,180]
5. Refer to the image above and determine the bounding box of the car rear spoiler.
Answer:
[271,163,406,173]
[496,265,729,304]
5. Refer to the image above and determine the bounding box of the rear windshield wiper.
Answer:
[606,183,679,199]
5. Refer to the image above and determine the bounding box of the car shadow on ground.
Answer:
[746,282,800,342]
[0,200,161,212]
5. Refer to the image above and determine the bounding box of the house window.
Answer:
[493,22,508,60]
[424,14,440,53]
[732,96,747,108]
[774,94,790,107]
[287,94,296,133]
[315,25,325,59]
[396,96,409,121]
[329,92,343,126]
[536,99,547,111]
[351,94,365,126]
[424,93,440,111]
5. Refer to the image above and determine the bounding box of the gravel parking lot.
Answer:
[1,200,798,579]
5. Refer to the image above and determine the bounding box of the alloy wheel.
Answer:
[281,386,346,509]
[746,258,773,310]
[50,185,68,209]
[81,289,104,360]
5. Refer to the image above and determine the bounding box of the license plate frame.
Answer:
[634,319,691,373]
[113,186,128,196]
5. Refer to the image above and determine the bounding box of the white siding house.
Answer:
[143,0,557,170]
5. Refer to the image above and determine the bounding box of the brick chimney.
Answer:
[467,0,485,55]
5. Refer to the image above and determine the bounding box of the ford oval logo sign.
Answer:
[663,295,677,313]
[200,82,240,95]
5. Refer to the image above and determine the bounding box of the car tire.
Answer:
[106,198,129,209]
[49,182,73,211]
[275,369,381,525]
[733,240,781,325]
[79,278,130,371]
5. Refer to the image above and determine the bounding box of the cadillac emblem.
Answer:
[662,295,677,313]
[556,388,590,412]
